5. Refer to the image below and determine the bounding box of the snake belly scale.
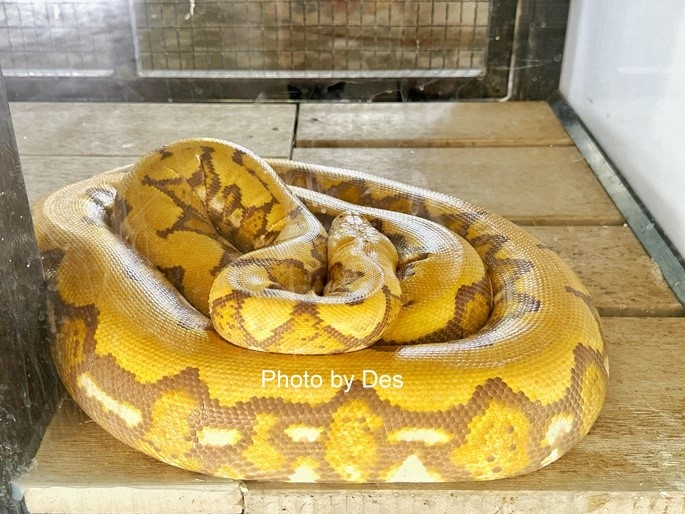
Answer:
[33,138,608,482]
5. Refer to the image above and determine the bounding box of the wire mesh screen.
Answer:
[0,0,114,77]
[0,0,513,99]
[133,0,490,78]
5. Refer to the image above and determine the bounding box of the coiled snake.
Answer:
[33,139,608,482]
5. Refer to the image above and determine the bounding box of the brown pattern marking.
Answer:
[203,154,288,252]
[223,256,323,295]
[312,179,430,222]
[199,148,311,257]
[157,145,173,160]
[108,194,132,233]
[507,292,542,317]
[565,286,598,313]
[437,209,489,239]
[136,175,218,240]
[143,146,281,254]
[382,233,422,280]
[326,261,367,297]
[237,201,281,249]
[230,147,245,166]
[185,164,205,189]
[465,233,540,322]
[210,290,299,352]
[210,287,397,354]
[77,186,119,227]
[48,288,101,377]
[265,257,323,294]
[157,265,186,296]
[45,264,216,447]
[366,191,430,219]
[391,275,493,344]
[199,145,222,200]
[272,162,488,239]
[128,170,244,289]
[565,285,604,327]
[309,231,328,272]
[208,247,243,277]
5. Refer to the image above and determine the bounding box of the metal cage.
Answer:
[0,0,518,100]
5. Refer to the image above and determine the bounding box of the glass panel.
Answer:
[0,0,114,77]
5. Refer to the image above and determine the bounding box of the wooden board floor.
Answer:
[10,101,685,514]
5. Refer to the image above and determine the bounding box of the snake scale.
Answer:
[33,138,608,482]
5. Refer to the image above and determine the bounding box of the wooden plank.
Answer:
[22,156,133,204]
[296,102,573,147]
[245,486,684,514]
[25,147,623,224]
[15,399,243,514]
[291,146,624,225]
[9,102,296,158]
[20,485,242,514]
[15,318,685,513]
[529,226,684,317]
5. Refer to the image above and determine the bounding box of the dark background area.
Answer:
[0,68,60,514]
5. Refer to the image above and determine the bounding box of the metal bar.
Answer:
[482,0,518,98]
[0,66,59,514]
[511,0,571,100]
[550,92,685,307]
[139,68,483,79]
[4,74,504,102]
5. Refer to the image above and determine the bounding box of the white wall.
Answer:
[560,0,685,256]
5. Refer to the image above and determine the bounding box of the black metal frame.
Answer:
[511,0,571,100]
[3,0,519,102]
[0,68,60,514]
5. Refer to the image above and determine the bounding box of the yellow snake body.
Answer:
[33,139,608,482]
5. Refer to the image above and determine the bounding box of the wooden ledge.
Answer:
[292,146,623,225]
[10,102,297,158]
[529,226,684,317]
[296,102,573,148]
[13,397,243,514]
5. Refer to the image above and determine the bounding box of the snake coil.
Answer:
[33,139,608,482]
